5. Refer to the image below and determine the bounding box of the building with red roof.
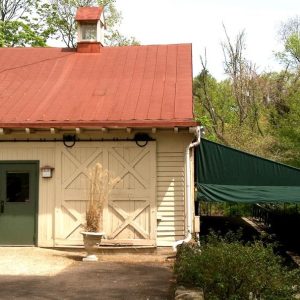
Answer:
[0,6,199,250]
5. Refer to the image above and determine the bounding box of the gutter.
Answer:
[173,126,201,251]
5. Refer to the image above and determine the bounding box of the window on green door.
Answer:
[6,172,30,203]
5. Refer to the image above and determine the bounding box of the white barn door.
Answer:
[54,142,156,246]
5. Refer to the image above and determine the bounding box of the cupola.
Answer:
[75,6,105,53]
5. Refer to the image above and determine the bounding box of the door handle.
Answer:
[0,201,4,213]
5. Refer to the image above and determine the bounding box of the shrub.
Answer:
[174,232,300,299]
[199,201,253,217]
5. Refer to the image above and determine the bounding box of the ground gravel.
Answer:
[0,247,77,276]
[0,247,174,276]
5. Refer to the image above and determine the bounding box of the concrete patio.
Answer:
[0,247,175,299]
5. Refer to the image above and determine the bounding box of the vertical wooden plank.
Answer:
[102,145,109,235]
[54,143,63,244]
[125,146,134,239]
[150,141,157,243]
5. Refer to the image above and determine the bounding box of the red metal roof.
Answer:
[75,7,103,21]
[0,44,196,128]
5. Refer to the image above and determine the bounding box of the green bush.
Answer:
[174,233,300,299]
[199,201,253,217]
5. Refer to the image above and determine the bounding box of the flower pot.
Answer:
[81,231,105,262]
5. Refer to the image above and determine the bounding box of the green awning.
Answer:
[195,139,300,203]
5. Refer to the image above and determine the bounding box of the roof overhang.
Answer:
[0,120,198,129]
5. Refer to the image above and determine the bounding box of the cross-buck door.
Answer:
[55,142,156,246]
[103,142,156,246]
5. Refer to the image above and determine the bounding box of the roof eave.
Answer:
[0,120,199,129]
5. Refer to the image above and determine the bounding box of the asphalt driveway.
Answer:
[0,249,174,300]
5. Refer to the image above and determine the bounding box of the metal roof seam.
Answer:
[173,45,179,119]
[2,51,39,120]
[25,58,62,122]
[121,46,145,121]
[132,46,155,120]
[119,47,139,120]
[0,80,23,121]
[91,49,116,120]
[29,55,76,121]
[66,56,97,121]
[146,46,159,120]
[79,56,106,121]
[102,49,123,120]
[159,45,169,119]
[5,76,33,122]
[105,47,130,120]
[0,52,74,76]
[132,46,148,120]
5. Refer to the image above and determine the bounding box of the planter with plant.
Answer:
[81,163,119,262]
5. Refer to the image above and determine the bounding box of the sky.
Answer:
[114,0,300,80]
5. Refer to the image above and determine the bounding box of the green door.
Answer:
[0,162,38,245]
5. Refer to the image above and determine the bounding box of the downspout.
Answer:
[173,126,201,251]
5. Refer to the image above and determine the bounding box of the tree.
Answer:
[195,28,266,138]
[266,16,300,166]
[106,29,139,47]
[193,27,283,160]
[193,21,300,166]
[0,0,138,48]
[222,25,264,134]
[0,0,52,47]
[42,0,139,48]
[0,20,47,47]
[277,16,300,69]
[266,69,300,167]
[0,0,33,21]
[193,53,234,144]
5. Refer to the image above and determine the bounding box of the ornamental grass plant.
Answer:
[85,163,120,232]
[175,231,300,300]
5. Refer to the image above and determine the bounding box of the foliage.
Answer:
[277,16,300,69]
[193,69,235,143]
[107,29,140,46]
[194,20,300,166]
[200,201,253,217]
[0,0,33,21]
[40,0,139,48]
[85,163,119,232]
[175,232,300,299]
[193,70,280,160]
[0,20,47,47]
[0,0,139,48]
[195,28,269,149]
[267,72,300,167]
[0,0,53,47]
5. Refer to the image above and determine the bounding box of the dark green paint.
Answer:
[195,139,300,203]
[0,162,38,245]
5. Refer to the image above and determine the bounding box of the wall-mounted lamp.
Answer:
[63,134,77,148]
[134,133,153,147]
[41,166,55,178]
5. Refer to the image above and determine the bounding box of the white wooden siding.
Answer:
[156,133,192,247]
[0,130,193,248]
[0,143,56,247]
